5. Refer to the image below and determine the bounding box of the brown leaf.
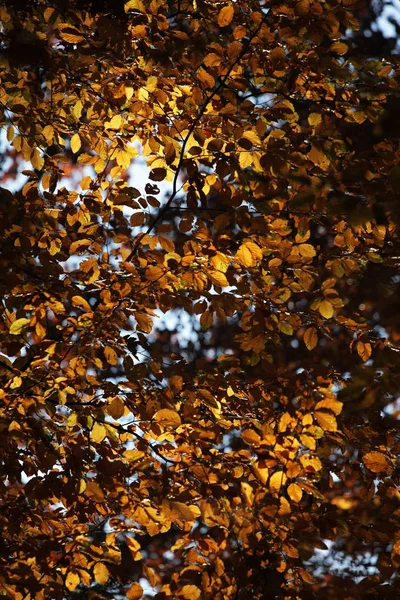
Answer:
[363,451,390,474]
[303,327,318,350]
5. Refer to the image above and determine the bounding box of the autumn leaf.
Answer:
[269,471,287,495]
[91,422,107,443]
[94,562,110,585]
[287,483,303,503]
[154,409,181,427]
[9,318,30,335]
[126,582,143,600]
[217,5,234,27]
[357,341,372,362]
[319,299,334,319]
[71,133,81,153]
[363,451,390,474]
[303,327,318,350]
[65,572,80,592]
[208,270,229,287]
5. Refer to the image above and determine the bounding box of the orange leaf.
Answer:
[363,451,390,474]
[357,341,372,362]
[217,5,234,27]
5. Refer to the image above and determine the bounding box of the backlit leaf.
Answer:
[71,133,81,153]
[304,327,318,350]
[154,409,181,427]
[126,582,143,600]
[9,318,30,335]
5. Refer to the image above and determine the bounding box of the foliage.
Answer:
[0,0,400,598]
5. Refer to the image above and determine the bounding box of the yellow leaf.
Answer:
[71,133,81,153]
[154,408,181,427]
[106,114,122,130]
[126,582,143,600]
[357,341,372,362]
[124,0,145,12]
[253,460,269,485]
[303,327,318,350]
[65,572,80,592]
[104,345,118,365]
[208,271,229,287]
[241,482,254,507]
[363,451,390,474]
[182,585,201,600]
[218,5,234,27]
[71,295,92,313]
[91,422,107,443]
[298,243,316,258]
[315,410,337,432]
[94,562,109,585]
[236,243,253,267]
[197,68,215,89]
[31,148,44,170]
[107,396,125,420]
[308,113,322,126]
[319,299,334,319]
[300,454,322,472]
[210,252,230,273]
[315,398,342,415]
[287,483,302,503]
[238,150,253,169]
[269,471,287,495]
[9,318,30,335]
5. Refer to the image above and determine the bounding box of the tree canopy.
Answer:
[0,0,400,598]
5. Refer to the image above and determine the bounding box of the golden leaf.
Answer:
[125,0,145,11]
[208,271,229,287]
[65,572,80,592]
[104,345,118,365]
[71,133,81,153]
[300,454,322,472]
[182,585,201,600]
[58,25,84,43]
[298,243,316,258]
[308,113,322,126]
[9,318,30,335]
[315,398,342,415]
[238,151,253,169]
[241,482,254,507]
[315,411,337,432]
[217,5,234,27]
[287,483,302,503]
[357,341,372,362]
[126,537,142,561]
[154,409,181,427]
[94,562,109,585]
[269,471,287,495]
[253,460,269,485]
[236,243,253,267]
[303,327,318,350]
[319,299,334,319]
[71,295,92,313]
[363,451,390,474]
[126,582,143,600]
[210,252,230,272]
[91,422,107,443]
[31,148,44,170]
